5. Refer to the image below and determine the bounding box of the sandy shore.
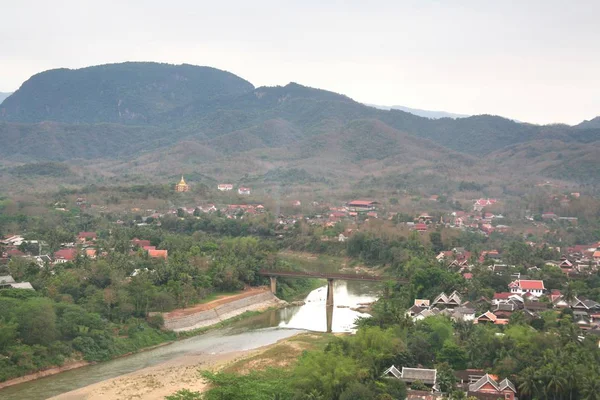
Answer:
[49,336,299,400]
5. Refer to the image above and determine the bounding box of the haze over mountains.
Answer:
[0,92,12,104]
[0,62,598,189]
[366,104,469,120]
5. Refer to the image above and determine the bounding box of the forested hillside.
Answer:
[0,62,598,186]
[0,63,254,124]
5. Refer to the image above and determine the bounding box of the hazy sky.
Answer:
[1,0,599,124]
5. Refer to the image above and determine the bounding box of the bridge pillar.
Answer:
[326,279,334,306]
[270,276,277,294]
[326,303,333,333]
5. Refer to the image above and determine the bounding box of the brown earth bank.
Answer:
[162,286,269,318]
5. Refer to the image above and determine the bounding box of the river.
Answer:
[1,280,381,400]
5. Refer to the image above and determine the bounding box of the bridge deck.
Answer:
[258,269,406,283]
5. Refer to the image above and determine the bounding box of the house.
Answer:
[238,187,251,195]
[432,291,462,309]
[23,254,52,268]
[347,200,379,211]
[473,199,497,212]
[338,234,348,242]
[0,235,25,246]
[131,238,151,248]
[53,248,77,264]
[148,249,168,259]
[414,223,428,232]
[508,279,545,297]
[217,184,234,191]
[0,275,34,290]
[474,311,508,325]
[292,200,302,207]
[77,232,97,243]
[468,374,516,400]
[0,275,16,287]
[383,365,438,390]
[407,305,429,318]
[414,299,430,307]
[451,307,476,322]
[85,249,97,259]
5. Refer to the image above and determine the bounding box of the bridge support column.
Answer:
[270,276,277,294]
[326,303,333,333]
[326,279,334,306]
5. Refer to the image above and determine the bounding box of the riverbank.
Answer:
[49,333,329,400]
[0,289,284,392]
[162,288,284,332]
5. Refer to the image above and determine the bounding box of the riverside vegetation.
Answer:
[180,234,600,400]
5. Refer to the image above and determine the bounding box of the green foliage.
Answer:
[165,389,202,400]
[201,369,295,400]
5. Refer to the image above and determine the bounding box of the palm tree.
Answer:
[562,281,576,303]
[519,367,540,400]
[580,371,600,400]
[562,362,578,400]
[544,363,567,400]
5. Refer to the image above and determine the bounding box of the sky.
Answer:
[1,0,599,125]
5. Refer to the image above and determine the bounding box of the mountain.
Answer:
[0,62,254,124]
[0,62,598,188]
[367,104,469,119]
[576,116,600,130]
[0,92,12,104]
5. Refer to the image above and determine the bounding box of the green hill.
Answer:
[0,62,599,187]
[0,62,254,124]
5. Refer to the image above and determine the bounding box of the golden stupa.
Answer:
[175,175,190,192]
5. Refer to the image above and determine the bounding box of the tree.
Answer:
[17,298,58,346]
[518,367,541,400]
[543,362,567,400]
[339,383,375,400]
[436,362,456,393]
[429,232,444,253]
[580,370,600,400]
[0,318,18,351]
[294,351,365,399]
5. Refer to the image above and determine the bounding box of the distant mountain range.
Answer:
[0,62,598,188]
[366,104,469,119]
[0,92,12,104]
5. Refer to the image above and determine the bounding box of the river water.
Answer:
[1,280,381,400]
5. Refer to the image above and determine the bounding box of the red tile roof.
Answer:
[78,232,97,239]
[54,248,77,261]
[513,280,545,290]
[415,223,428,231]
[148,249,168,259]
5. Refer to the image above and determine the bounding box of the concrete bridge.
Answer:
[259,269,398,304]
[258,270,405,332]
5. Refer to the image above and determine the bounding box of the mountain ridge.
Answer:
[0,62,598,187]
